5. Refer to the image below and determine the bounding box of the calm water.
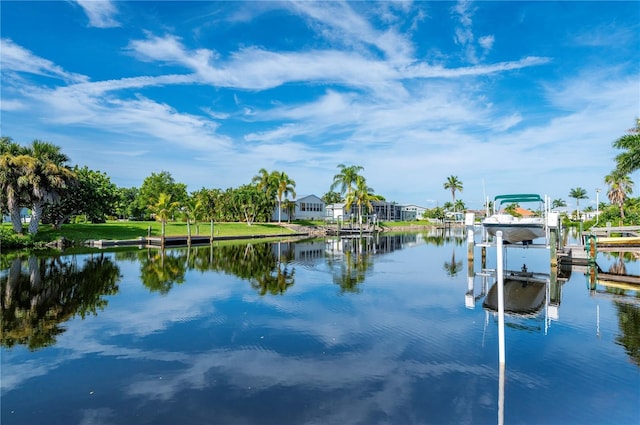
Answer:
[1,230,639,425]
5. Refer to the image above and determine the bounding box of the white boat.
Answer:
[482,194,546,244]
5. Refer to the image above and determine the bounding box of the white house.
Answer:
[325,203,349,222]
[401,204,428,221]
[273,194,325,222]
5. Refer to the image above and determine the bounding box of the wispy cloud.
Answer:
[75,0,120,28]
[0,38,88,83]
[452,0,495,64]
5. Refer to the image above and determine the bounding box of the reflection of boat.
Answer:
[482,194,546,244]
[483,268,547,317]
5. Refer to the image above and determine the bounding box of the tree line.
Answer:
[0,138,387,235]
[1,120,638,235]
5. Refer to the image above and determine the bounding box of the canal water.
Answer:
[1,229,639,425]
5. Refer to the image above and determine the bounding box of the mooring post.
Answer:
[496,230,505,366]
[550,228,557,268]
[465,213,475,263]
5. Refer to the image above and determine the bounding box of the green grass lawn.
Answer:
[2,220,297,246]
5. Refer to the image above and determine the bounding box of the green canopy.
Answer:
[493,194,544,206]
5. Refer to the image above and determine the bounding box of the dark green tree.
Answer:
[43,166,119,227]
[322,190,343,204]
[135,171,187,219]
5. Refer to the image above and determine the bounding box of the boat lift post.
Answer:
[496,230,506,366]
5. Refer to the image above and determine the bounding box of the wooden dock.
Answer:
[87,232,309,249]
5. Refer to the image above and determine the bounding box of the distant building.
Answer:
[273,194,325,221]
[401,204,428,221]
[2,208,31,224]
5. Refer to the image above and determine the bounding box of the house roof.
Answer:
[514,207,534,216]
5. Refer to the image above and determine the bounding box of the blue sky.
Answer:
[1,1,639,209]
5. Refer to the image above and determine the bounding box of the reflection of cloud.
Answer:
[2,245,549,425]
[78,408,116,425]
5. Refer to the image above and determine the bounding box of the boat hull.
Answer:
[483,222,546,244]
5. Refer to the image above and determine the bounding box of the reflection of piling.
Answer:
[550,228,557,267]
[481,246,487,269]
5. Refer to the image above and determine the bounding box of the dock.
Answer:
[87,232,310,249]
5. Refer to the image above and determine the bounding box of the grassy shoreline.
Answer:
[0,219,438,251]
[1,220,298,250]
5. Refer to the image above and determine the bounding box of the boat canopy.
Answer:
[493,194,544,206]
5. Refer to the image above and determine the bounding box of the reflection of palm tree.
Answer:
[443,248,463,277]
[330,242,373,293]
[139,250,186,294]
[608,254,627,275]
[251,265,295,296]
[2,254,120,351]
[613,301,640,367]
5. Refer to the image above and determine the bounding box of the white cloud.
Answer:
[76,0,120,28]
[0,38,88,83]
[478,35,495,52]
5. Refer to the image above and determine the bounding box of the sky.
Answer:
[1,1,639,210]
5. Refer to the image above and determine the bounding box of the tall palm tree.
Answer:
[605,170,634,219]
[551,198,567,209]
[273,171,296,223]
[183,195,203,238]
[569,187,588,220]
[252,168,276,198]
[330,164,364,200]
[443,175,463,209]
[0,138,30,233]
[613,118,640,175]
[25,140,76,234]
[345,176,376,233]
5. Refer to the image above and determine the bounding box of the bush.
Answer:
[0,227,35,249]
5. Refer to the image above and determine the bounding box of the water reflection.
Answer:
[1,231,639,425]
[1,233,461,351]
[1,253,120,351]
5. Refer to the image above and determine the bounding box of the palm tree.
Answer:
[443,175,463,209]
[330,164,364,200]
[613,119,640,175]
[149,192,180,240]
[282,199,296,223]
[605,170,634,220]
[551,198,567,209]
[273,171,296,223]
[24,140,76,235]
[0,138,30,233]
[345,176,376,234]
[569,187,588,220]
[183,195,203,239]
[252,168,276,198]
